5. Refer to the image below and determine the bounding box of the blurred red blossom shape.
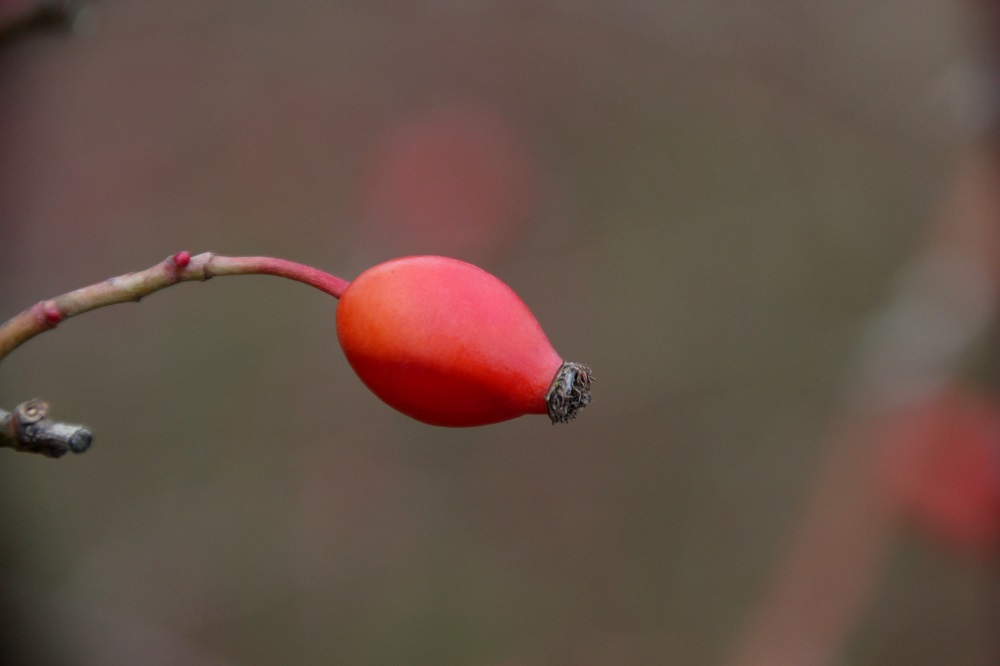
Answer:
[356,103,541,257]
[880,384,1000,558]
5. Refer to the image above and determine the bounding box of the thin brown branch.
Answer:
[0,251,348,365]
[0,251,350,457]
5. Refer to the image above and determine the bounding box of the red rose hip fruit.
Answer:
[336,256,591,426]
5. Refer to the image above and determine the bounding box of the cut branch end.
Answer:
[0,399,93,458]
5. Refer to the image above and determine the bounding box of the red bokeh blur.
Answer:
[881,385,1000,558]
[356,103,541,258]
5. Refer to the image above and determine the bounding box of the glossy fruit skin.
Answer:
[336,256,565,426]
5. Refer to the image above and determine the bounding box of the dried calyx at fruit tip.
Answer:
[545,362,593,423]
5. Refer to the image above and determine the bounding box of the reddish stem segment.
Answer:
[0,252,349,365]
[205,255,350,298]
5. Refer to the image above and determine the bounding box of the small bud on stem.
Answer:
[0,252,349,457]
[0,251,591,456]
[0,251,349,365]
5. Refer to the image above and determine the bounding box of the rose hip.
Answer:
[336,256,591,427]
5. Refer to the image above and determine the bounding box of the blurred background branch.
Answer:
[0,1,84,47]
[1,1,993,664]
[728,2,1000,664]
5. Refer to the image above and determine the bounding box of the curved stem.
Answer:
[0,251,350,456]
[0,251,348,365]
[204,254,350,299]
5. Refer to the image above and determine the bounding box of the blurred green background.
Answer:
[0,1,988,664]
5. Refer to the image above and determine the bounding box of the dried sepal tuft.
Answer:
[545,362,593,424]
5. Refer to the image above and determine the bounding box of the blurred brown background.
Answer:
[0,1,989,664]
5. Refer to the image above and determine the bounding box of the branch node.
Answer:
[200,252,217,280]
[163,252,191,283]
